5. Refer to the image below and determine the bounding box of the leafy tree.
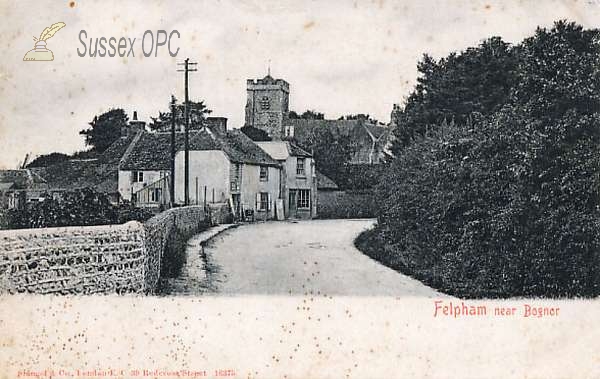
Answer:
[336,163,389,190]
[79,108,128,153]
[371,21,600,298]
[288,109,325,120]
[149,97,212,131]
[391,37,518,154]
[240,125,272,141]
[338,114,380,124]
[494,20,600,296]
[70,150,97,160]
[26,150,99,169]
[295,126,356,185]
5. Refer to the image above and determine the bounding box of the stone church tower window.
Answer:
[244,74,290,140]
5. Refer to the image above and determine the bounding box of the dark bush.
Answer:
[159,217,210,280]
[317,190,378,219]
[334,164,388,190]
[365,21,600,298]
[160,227,188,278]
[115,202,155,224]
[5,188,153,229]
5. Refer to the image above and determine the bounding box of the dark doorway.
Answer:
[288,189,297,218]
[232,194,241,219]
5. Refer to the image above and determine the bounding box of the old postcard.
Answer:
[1,0,600,378]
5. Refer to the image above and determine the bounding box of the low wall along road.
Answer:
[0,206,207,295]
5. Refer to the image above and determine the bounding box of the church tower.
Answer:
[244,73,290,140]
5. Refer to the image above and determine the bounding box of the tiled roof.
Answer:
[288,142,312,157]
[99,134,138,164]
[316,171,339,190]
[255,141,312,160]
[121,129,280,171]
[286,119,389,140]
[32,160,118,193]
[0,182,15,191]
[254,142,289,160]
[284,119,362,137]
[222,129,281,166]
[22,135,139,195]
[0,170,30,188]
[120,132,188,171]
[187,129,224,151]
[285,119,391,164]
[189,129,280,167]
[0,169,48,190]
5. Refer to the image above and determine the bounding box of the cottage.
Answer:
[0,169,49,210]
[32,159,124,204]
[118,131,182,208]
[27,114,145,205]
[255,141,317,219]
[176,128,282,220]
[118,123,283,220]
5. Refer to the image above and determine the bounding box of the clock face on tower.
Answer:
[260,96,270,110]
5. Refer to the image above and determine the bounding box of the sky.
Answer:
[1,0,600,169]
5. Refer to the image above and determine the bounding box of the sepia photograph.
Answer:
[1,1,599,378]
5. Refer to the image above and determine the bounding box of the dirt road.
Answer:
[169,219,441,296]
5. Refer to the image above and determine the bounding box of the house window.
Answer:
[297,189,310,209]
[257,192,270,211]
[132,171,144,183]
[285,125,295,138]
[151,188,162,203]
[230,163,242,192]
[260,166,269,181]
[296,158,305,176]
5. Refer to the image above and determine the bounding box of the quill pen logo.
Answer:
[23,22,66,61]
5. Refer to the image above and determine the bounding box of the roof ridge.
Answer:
[188,128,222,147]
[24,169,34,184]
[27,169,48,184]
[218,130,243,163]
[119,129,144,169]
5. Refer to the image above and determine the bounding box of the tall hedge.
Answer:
[375,21,600,298]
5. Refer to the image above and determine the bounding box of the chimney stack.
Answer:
[205,117,228,136]
[127,110,146,135]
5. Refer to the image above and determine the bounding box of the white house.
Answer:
[118,131,184,208]
[118,125,283,220]
[255,141,317,219]
[174,128,282,220]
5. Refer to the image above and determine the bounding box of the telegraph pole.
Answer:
[169,94,176,208]
[177,58,197,206]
